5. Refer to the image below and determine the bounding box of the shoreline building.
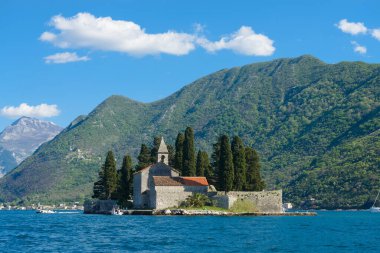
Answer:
[133,138,209,209]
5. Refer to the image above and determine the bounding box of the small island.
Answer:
[85,127,315,216]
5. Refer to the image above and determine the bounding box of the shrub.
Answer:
[182,193,210,208]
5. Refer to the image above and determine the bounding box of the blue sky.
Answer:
[0,0,379,130]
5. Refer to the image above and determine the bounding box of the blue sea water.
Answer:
[0,210,380,253]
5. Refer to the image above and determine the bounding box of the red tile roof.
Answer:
[180,177,209,186]
[153,176,209,186]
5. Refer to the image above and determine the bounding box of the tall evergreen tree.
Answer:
[117,154,133,207]
[150,136,161,163]
[212,137,222,188]
[245,147,265,191]
[92,164,106,200]
[167,144,175,167]
[196,150,212,177]
[174,133,184,173]
[231,136,247,191]
[219,135,234,192]
[196,150,204,176]
[136,144,151,171]
[104,151,118,199]
[182,127,196,176]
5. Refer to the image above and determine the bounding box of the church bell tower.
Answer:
[157,137,169,165]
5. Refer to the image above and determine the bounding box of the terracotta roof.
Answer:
[153,176,209,186]
[153,176,183,186]
[180,177,209,186]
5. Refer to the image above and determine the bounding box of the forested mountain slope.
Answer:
[0,55,378,208]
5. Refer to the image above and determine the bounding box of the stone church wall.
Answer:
[152,186,208,210]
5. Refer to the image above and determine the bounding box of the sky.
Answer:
[0,0,379,130]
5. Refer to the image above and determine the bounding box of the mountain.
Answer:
[0,55,379,208]
[0,117,63,177]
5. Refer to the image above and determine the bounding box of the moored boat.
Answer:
[369,190,380,213]
[36,209,55,214]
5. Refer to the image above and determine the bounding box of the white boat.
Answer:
[369,190,380,212]
[36,209,55,214]
[111,207,123,215]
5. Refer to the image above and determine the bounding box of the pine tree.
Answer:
[231,136,247,191]
[219,135,234,192]
[182,127,196,176]
[104,151,118,199]
[245,147,265,191]
[150,136,161,163]
[92,164,106,200]
[117,154,133,207]
[136,144,151,171]
[167,144,175,167]
[174,133,184,173]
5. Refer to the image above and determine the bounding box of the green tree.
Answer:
[196,150,212,177]
[245,147,265,191]
[219,135,234,192]
[92,164,106,200]
[174,132,184,173]
[150,136,161,163]
[136,144,151,171]
[167,144,175,167]
[182,127,196,176]
[211,137,221,188]
[104,151,118,199]
[117,154,133,207]
[231,136,247,191]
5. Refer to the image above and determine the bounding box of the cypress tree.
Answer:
[219,135,234,192]
[92,164,106,200]
[196,150,212,177]
[167,144,175,167]
[118,154,133,207]
[245,147,265,191]
[196,150,204,176]
[104,151,118,199]
[136,144,151,171]
[212,137,222,189]
[182,127,196,176]
[231,136,247,191]
[174,133,184,173]
[150,136,161,163]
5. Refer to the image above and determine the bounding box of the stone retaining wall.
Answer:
[210,190,283,213]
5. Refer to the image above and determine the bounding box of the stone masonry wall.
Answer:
[152,186,208,209]
[211,190,283,213]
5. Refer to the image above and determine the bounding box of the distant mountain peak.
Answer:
[0,117,63,177]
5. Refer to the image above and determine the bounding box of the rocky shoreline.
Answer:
[125,209,317,216]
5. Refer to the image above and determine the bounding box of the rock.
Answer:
[164,209,171,215]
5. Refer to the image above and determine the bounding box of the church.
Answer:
[133,138,209,209]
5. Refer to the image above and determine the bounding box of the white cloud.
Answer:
[0,103,60,118]
[40,13,275,57]
[44,52,90,64]
[371,28,380,41]
[197,26,275,56]
[351,41,367,54]
[336,19,368,35]
[40,12,196,56]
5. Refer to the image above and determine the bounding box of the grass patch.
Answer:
[229,199,258,213]
[179,206,228,211]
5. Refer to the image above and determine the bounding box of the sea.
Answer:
[0,210,379,252]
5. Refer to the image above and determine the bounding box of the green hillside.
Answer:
[0,55,379,208]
